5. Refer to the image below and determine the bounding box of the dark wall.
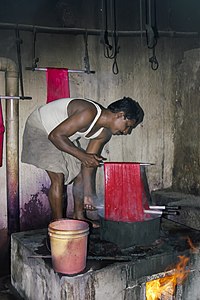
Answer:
[0,0,200,32]
[173,49,200,195]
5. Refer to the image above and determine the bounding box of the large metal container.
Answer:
[100,216,161,249]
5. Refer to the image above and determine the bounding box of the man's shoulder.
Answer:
[70,99,98,112]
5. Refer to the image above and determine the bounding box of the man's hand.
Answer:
[81,153,106,168]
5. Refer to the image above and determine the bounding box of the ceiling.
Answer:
[0,0,199,33]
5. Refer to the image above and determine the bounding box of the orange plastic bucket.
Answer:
[48,219,89,275]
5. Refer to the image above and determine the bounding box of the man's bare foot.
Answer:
[80,217,100,229]
[84,218,100,229]
[73,213,100,228]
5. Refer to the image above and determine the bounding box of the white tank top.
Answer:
[39,98,104,141]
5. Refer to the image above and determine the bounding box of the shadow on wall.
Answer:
[20,185,51,231]
[0,228,10,276]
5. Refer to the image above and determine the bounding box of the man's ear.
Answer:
[117,111,125,119]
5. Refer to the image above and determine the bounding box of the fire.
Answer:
[146,255,190,300]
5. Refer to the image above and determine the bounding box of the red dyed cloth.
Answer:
[0,100,5,167]
[46,68,70,103]
[104,162,149,222]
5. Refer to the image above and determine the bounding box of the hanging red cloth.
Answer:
[46,68,70,103]
[104,162,150,222]
[0,99,5,167]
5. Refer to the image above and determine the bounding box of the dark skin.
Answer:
[46,99,136,226]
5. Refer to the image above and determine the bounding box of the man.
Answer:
[22,97,144,227]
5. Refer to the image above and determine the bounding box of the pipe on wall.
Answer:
[0,57,19,234]
[0,22,199,37]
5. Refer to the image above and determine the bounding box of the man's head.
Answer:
[107,97,144,126]
[107,97,144,135]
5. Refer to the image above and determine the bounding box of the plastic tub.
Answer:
[48,219,89,275]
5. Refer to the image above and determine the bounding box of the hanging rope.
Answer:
[15,26,25,98]
[14,26,32,100]
[149,47,159,70]
[103,0,113,57]
[145,0,159,70]
[83,32,91,74]
[102,0,120,74]
[139,0,144,47]
[32,27,39,70]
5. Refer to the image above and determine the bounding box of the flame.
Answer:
[146,255,190,300]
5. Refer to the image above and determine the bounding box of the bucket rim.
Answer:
[48,218,89,231]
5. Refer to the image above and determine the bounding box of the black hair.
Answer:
[107,97,144,126]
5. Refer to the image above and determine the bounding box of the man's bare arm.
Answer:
[48,109,103,167]
[82,128,112,198]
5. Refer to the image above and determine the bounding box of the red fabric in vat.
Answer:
[0,99,5,167]
[104,163,149,222]
[46,68,70,103]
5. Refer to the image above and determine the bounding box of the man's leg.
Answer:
[72,172,99,228]
[72,172,84,220]
[46,170,64,220]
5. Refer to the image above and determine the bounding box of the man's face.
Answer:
[112,113,137,135]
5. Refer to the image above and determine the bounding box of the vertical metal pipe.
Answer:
[6,70,19,234]
[0,58,19,234]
